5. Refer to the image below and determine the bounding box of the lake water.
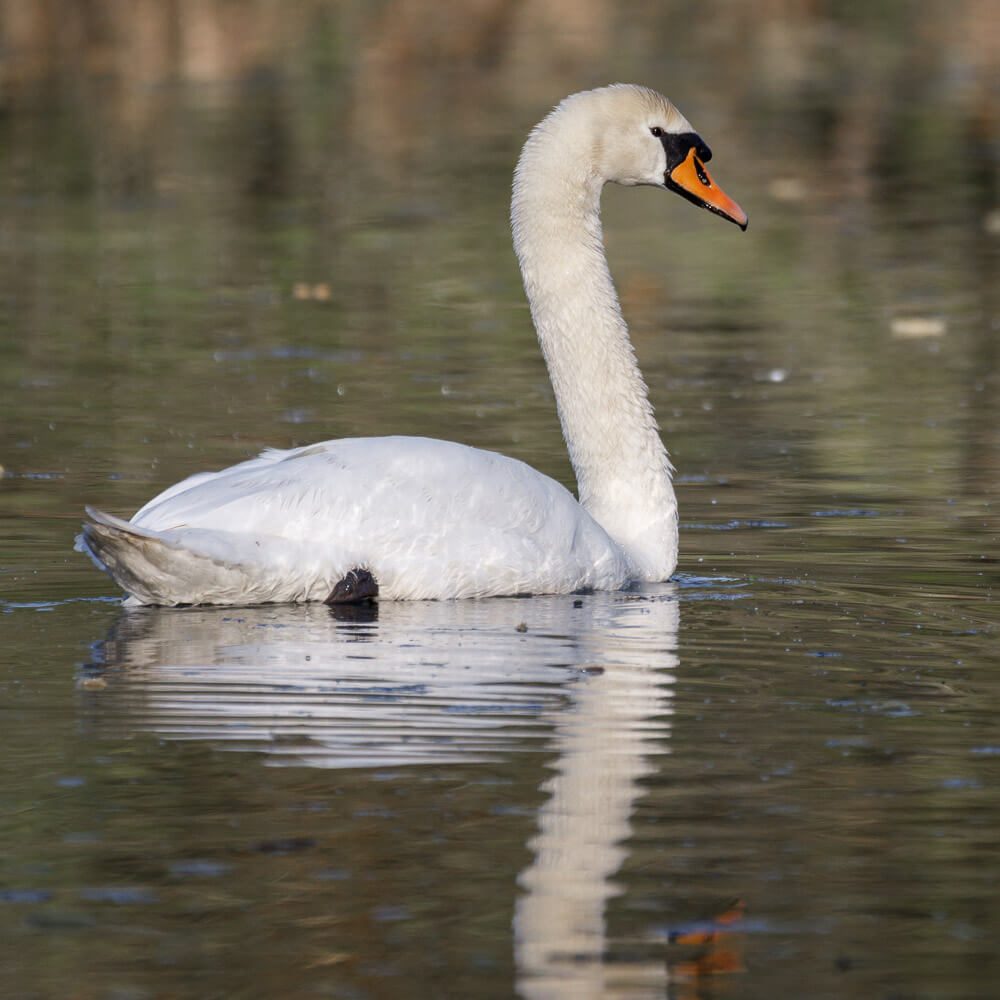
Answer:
[1,6,998,997]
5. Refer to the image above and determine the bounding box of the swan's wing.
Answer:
[127,436,628,601]
[130,446,292,519]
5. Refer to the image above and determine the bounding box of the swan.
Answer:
[77,84,746,606]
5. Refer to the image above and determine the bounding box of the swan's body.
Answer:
[83,438,630,603]
[78,84,746,606]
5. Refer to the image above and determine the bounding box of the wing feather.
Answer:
[127,437,627,601]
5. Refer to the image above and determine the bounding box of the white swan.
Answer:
[78,84,746,606]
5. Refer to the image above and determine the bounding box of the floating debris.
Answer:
[293,282,332,302]
[768,177,806,202]
[890,316,947,339]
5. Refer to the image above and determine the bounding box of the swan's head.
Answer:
[526,84,748,231]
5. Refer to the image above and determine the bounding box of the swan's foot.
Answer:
[325,568,379,605]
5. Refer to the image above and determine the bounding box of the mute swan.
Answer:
[78,84,746,606]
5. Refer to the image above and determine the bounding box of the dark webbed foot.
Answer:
[325,568,379,605]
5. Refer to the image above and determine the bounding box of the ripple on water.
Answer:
[76,589,680,770]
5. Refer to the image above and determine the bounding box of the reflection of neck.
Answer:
[514,599,678,998]
[511,120,678,581]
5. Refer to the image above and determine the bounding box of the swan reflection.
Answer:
[81,588,679,994]
[514,593,677,998]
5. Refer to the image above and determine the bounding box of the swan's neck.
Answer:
[512,125,677,580]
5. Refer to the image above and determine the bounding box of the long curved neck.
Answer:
[511,118,678,580]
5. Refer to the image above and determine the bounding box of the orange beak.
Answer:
[668,147,748,230]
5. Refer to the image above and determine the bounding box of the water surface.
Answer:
[1,5,998,997]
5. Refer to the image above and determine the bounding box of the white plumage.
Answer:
[78,84,746,606]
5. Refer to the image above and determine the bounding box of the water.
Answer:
[1,5,999,997]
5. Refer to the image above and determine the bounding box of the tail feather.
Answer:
[77,507,188,605]
[77,507,253,606]
[82,505,162,542]
[77,507,328,606]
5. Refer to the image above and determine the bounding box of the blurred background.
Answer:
[1,0,998,509]
[1,2,997,551]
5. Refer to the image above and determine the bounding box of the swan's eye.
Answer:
[649,126,664,138]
